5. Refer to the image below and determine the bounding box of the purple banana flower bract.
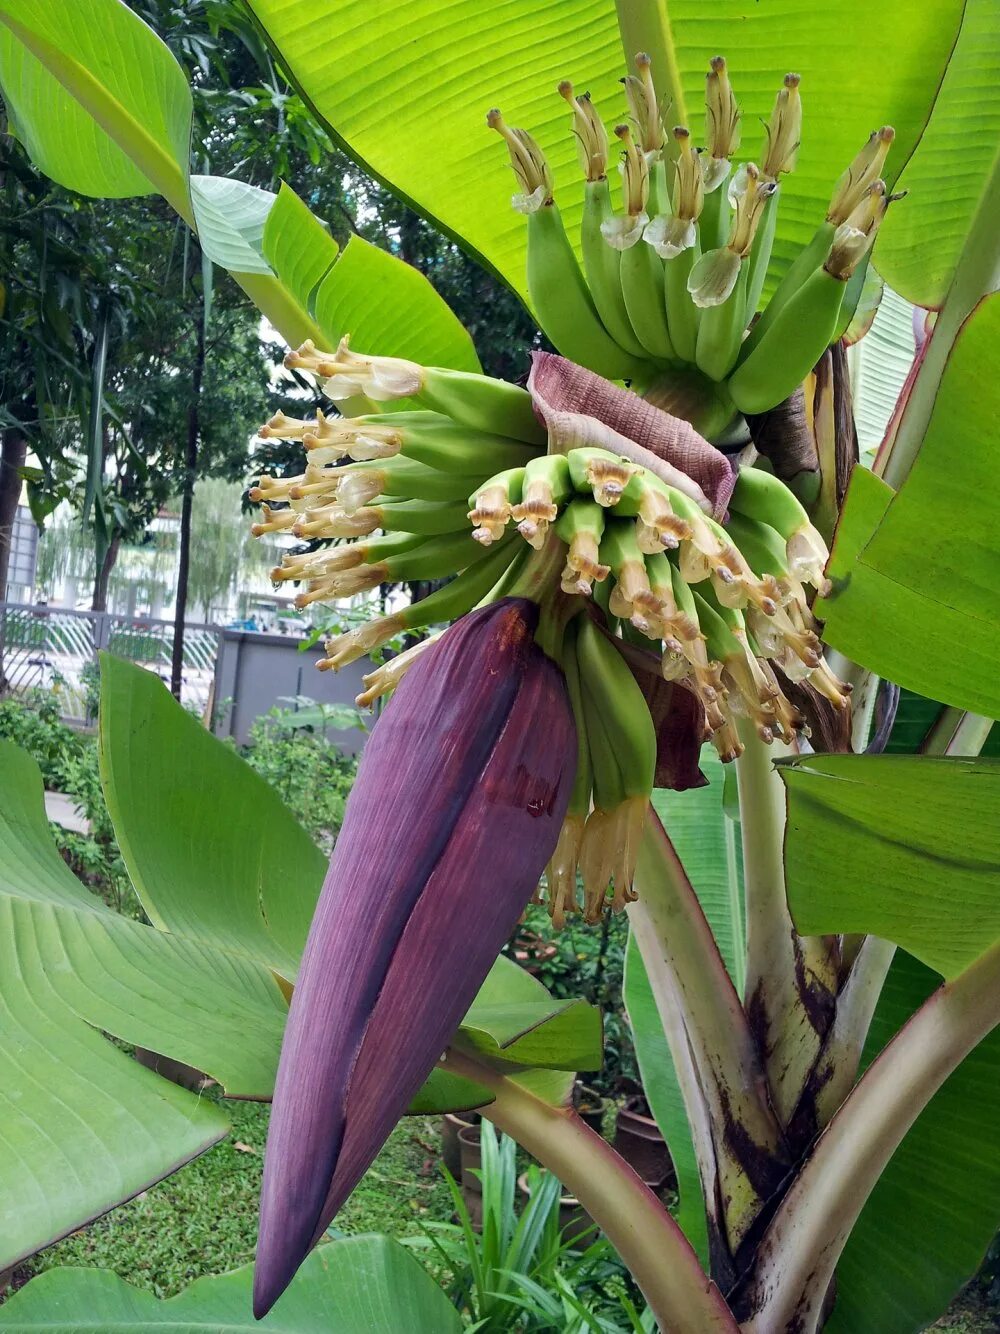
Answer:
[254,598,576,1316]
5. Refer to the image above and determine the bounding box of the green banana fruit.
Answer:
[727,266,846,415]
[598,519,654,628]
[416,367,546,446]
[511,453,574,547]
[306,411,535,475]
[743,187,778,328]
[555,498,609,594]
[582,178,649,360]
[721,510,790,579]
[319,536,519,672]
[373,498,472,536]
[567,446,639,506]
[528,203,646,381]
[695,261,748,381]
[336,456,487,512]
[736,219,834,362]
[468,466,525,545]
[664,244,700,364]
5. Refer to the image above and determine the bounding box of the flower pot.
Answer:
[459,1122,498,1230]
[612,1094,675,1191]
[441,1110,480,1181]
[517,1172,599,1248]
[573,1080,608,1136]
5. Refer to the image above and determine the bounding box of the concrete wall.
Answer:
[212,628,371,752]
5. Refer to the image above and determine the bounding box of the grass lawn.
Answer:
[27,1094,451,1299]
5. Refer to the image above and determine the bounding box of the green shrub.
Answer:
[237,702,359,853]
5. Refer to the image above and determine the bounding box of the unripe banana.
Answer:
[728,466,831,591]
[575,617,656,800]
[737,220,834,363]
[664,245,700,364]
[620,234,677,364]
[511,453,574,548]
[468,467,525,545]
[743,188,778,328]
[374,498,472,536]
[290,337,545,446]
[582,178,649,360]
[306,412,535,475]
[695,262,748,381]
[727,266,846,415]
[318,537,519,672]
[336,456,486,512]
[598,519,654,631]
[380,528,497,583]
[528,203,647,381]
[567,446,640,507]
[615,472,693,552]
[417,367,546,446]
[721,511,790,579]
[555,499,609,594]
[699,185,730,252]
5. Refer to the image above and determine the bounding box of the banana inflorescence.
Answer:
[249,338,849,926]
[488,53,902,438]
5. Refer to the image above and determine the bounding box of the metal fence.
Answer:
[0,601,221,722]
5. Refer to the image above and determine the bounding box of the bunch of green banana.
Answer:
[249,343,848,753]
[487,51,902,432]
[543,613,656,925]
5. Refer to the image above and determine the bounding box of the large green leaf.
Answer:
[246,0,962,301]
[0,741,286,1271]
[826,949,1000,1334]
[261,181,340,310]
[458,998,602,1071]
[622,750,745,1267]
[875,0,1000,309]
[190,175,276,275]
[0,1235,463,1333]
[820,297,1000,716]
[0,0,191,210]
[313,234,481,371]
[781,753,1000,978]
[623,933,709,1267]
[98,653,325,979]
[849,286,915,464]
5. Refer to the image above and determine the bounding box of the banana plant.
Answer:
[0,2,999,1333]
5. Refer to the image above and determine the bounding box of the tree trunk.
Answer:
[170,307,206,699]
[90,533,121,612]
[0,429,27,605]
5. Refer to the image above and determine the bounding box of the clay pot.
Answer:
[573,1081,608,1136]
[517,1172,598,1247]
[612,1094,675,1191]
[441,1110,479,1180]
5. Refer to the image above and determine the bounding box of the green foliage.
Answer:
[507,904,636,1095]
[407,1122,644,1333]
[237,701,359,852]
[4,1233,463,1333]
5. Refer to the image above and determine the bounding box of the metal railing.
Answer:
[0,601,222,722]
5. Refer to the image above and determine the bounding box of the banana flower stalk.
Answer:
[254,598,575,1316]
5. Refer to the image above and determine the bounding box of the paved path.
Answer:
[44,790,90,835]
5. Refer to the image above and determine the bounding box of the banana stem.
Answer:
[441,1048,739,1334]
[741,937,1000,1334]
[632,807,789,1251]
[736,722,834,1127]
